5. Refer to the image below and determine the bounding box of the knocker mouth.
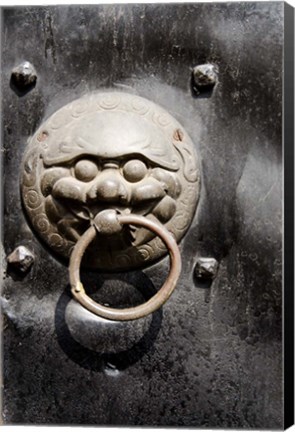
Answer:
[69,203,132,223]
[92,209,128,236]
[91,207,137,245]
[67,196,168,246]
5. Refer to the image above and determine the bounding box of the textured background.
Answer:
[1,3,283,427]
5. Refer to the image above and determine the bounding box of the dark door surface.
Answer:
[1,3,283,428]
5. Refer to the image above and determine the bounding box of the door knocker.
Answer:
[21,92,201,320]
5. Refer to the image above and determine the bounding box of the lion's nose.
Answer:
[86,171,129,204]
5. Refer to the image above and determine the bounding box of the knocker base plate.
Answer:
[21,91,201,271]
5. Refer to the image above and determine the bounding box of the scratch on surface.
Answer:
[44,10,57,64]
[258,180,277,204]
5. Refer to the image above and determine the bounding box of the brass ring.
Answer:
[69,214,182,321]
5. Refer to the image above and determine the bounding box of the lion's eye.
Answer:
[122,159,148,182]
[74,159,99,182]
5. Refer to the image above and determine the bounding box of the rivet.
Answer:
[192,64,218,95]
[6,246,34,273]
[194,257,219,279]
[10,61,37,95]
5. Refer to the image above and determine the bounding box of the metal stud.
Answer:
[6,246,35,273]
[194,257,219,279]
[192,64,218,94]
[10,61,37,94]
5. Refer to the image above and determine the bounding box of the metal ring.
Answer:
[69,214,182,321]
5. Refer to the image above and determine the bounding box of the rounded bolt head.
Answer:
[11,61,37,93]
[192,64,218,93]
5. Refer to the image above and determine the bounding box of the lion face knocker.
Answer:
[21,92,200,271]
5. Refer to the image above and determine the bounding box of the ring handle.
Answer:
[69,213,182,321]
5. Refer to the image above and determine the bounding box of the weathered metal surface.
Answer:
[1,2,283,428]
[20,92,200,271]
